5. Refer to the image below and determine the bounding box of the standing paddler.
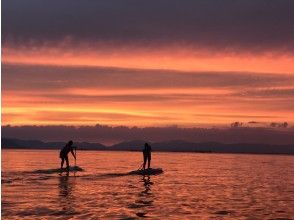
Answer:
[60,140,76,171]
[143,143,152,170]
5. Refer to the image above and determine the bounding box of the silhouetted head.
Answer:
[145,143,148,148]
[68,140,73,146]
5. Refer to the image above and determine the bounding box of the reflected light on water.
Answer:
[2,150,294,219]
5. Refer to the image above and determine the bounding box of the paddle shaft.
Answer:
[75,147,77,166]
[138,162,143,170]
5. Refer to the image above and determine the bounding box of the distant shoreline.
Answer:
[2,137,294,155]
[2,148,294,156]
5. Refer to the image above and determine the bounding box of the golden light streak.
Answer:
[3,92,294,126]
[66,88,233,96]
[3,45,294,74]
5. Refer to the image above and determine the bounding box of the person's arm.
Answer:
[71,147,76,159]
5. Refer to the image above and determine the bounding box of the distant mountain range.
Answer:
[2,138,294,155]
[1,138,106,150]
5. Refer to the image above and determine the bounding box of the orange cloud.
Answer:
[2,44,294,126]
[3,45,294,74]
[3,86,294,126]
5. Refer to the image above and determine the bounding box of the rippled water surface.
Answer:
[2,150,294,219]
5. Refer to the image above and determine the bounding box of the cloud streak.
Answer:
[2,64,294,126]
[3,64,293,91]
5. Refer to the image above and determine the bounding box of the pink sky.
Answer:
[2,0,294,127]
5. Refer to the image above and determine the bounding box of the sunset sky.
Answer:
[2,0,294,127]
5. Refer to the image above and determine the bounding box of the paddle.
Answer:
[75,146,77,167]
[138,162,143,170]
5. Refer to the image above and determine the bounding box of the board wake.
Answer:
[97,168,164,178]
[128,168,163,176]
[31,166,84,174]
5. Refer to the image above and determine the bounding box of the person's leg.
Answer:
[143,154,147,170]
[148,153,151,169]
[65,156,69,170]
[61,157,64,169]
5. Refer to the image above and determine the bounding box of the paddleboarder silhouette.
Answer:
[60,140,76,171]
[143,143,152,170]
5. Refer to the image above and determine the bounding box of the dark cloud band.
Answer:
[3,0,294,53]
[3,64,293,91]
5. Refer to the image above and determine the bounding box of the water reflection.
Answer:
[58,171,78,215]
[133,175,155,218]
[2,151,294,219]
[59,171,70,197]
[141,175,153,195]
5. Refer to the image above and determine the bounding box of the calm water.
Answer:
[2,150,294,219]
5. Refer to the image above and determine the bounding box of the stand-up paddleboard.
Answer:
[31,166,84,174]
[128,168,163,175]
